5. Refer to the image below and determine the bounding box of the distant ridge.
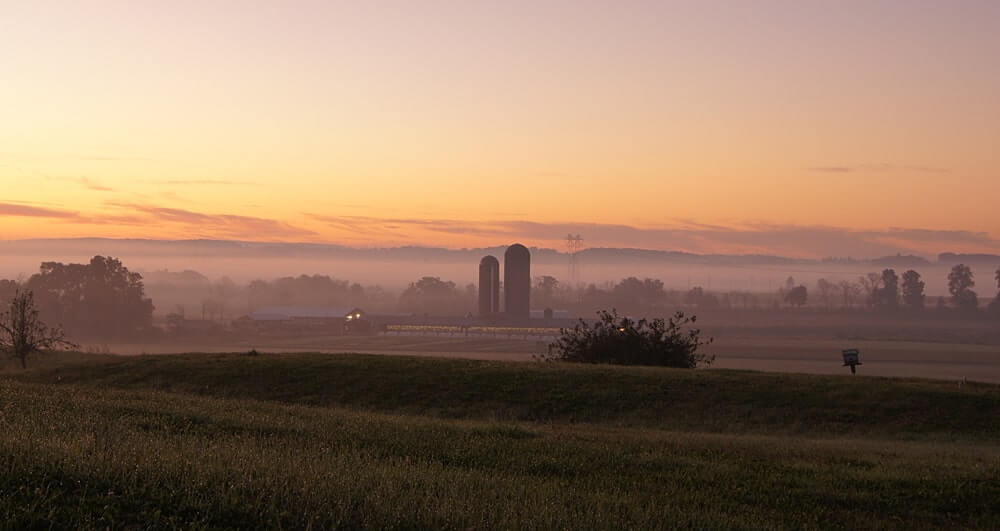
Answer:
[938,252,1000,264]
[0,237,970,266]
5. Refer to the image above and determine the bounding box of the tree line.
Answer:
[0,256,154,339]
[798,264,999,315]
[3,257,999,344]
[534,264,1000,318]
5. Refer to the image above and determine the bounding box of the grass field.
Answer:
[2,352,999,528]
[92,332,1000,382]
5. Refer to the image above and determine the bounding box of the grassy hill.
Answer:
[15,351,1000,440]
[1,352,998,529]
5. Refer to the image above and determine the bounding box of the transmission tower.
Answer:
[566,233,583,286]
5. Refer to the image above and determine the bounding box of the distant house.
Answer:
[248,306,369,334]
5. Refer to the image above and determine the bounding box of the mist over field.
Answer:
[3,1,1000,527]
[3,238,992,297]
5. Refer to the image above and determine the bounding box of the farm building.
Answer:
[530,309,573,320]
[248,306,370,334]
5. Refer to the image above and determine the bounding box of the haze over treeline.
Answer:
[2,238,997,303]
[4,247,1000,350]
[0,239,1000,329]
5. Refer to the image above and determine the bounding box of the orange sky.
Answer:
[2,1,998,257]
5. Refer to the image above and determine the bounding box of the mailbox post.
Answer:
[842,348,861,374]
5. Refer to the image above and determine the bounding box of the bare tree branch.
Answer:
[0,290,77,369]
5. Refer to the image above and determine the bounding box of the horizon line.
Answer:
[3,236,995,263]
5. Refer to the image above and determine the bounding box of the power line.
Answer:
[566,234,583,286]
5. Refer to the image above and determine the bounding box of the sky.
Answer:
[2,0,999,258]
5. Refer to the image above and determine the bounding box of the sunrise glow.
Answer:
[3,1,998,257]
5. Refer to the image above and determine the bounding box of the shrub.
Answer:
[545,309,713,368]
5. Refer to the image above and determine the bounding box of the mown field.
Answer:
[1,352,999,529]
[91,331,1000,383]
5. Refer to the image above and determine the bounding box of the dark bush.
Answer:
[546,309,713,368]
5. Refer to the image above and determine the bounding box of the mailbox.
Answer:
[842,348,861,374]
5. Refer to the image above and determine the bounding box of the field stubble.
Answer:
[0,352,998,529]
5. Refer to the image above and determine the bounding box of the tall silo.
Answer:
[504,243,531,320]
[478,255,500,317]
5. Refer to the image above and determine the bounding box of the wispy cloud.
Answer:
[0,152,151,163]
[1,197,315,240]
[5,202,994,257]
[73,155,151,161]
[109,202,316,239]
[0,202,83,220]
[904,166,949,174]
[149,179,257,186]
[808,166,853,173]
[79,177,113,192]
[0,201,154,226]
[39,176,114,192]
[880,227,996,245]
[808,164,949,174]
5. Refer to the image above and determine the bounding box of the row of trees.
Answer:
[4,258,1000,337]
[154,273,475,321]
[0,261,482,330]
[2,281,716,370]
[807,264,999,314]
[139,264,1000,321]
[535,268,1000,317]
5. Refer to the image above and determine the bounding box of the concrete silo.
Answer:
[503,243,531,320]
[478,255,500,317]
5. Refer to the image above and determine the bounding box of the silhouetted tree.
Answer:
[877,269,899,310]
[613,277,666,306]
[546,309,713,368]
[349,283,367,306]
[0,290,76,369]
[901,270,925,310]
[247,279,269,307]
[858,273,882,310]
[776,276,795,303]
[241,274,382,311]
[580,283,607,308]
[399,276,469,315]
[0,280,18,308]
[684,286,719,308]
[947,264,978,312]
[275,275,350,306]
[727,290,758,309]
[26,256,153,337]
[533,275,560,308]
[816,278,836,310]
[838,280,861,309]
[989,267,1000,317]
[784,285,808,307]
[210,276,240,313]
[361,285,396,312]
